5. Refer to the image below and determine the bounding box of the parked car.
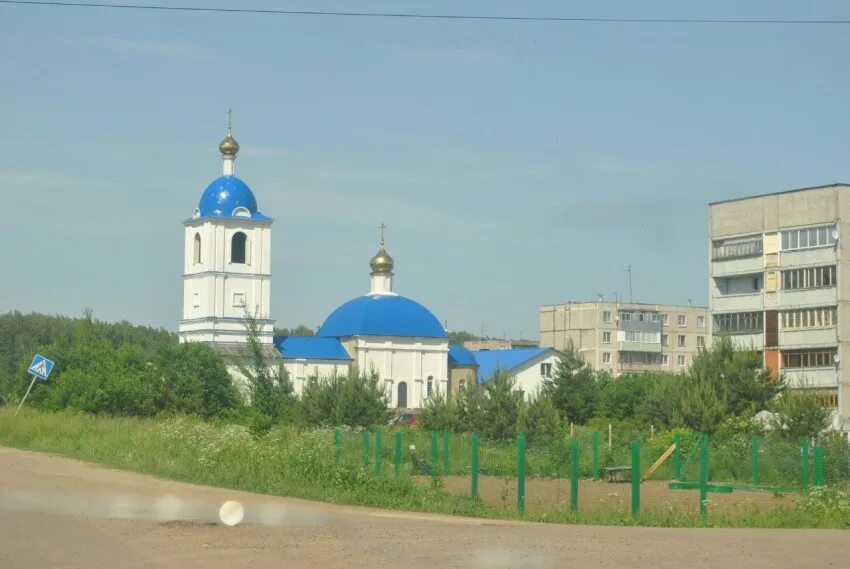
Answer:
[388,412,417,427]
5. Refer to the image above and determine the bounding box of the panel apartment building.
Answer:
[539,301,709,375]
[709,183,849,431]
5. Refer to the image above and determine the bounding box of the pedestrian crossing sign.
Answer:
[28,354,54,381]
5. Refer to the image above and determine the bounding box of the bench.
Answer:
[605,466,632,483]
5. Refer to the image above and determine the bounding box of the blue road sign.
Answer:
[28,354,54,381]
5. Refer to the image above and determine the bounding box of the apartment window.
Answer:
[781,307,837,330]
[781,225,836,251]
[602,310,612,323]
[621,311,632,321]
[661,334,669,347]
[540,363,553,377]
[781,266,836,291]
[619,352,662,365]
[602,331,612,344]
[782,349,837,369]
[602,352,611,364]
[677,355,686,367]
[713,312,763,334]
[697,316,705,328]
[712,235,763,260]
[661,314,669,326]
[678,335,686,348]
[677,315,686,327]
[662,354,669,366]
[697,336,706,348]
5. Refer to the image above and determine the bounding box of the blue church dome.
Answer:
[318,294,447,339]
[197,175,270,220]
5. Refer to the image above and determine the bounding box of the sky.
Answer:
[2,0,849,340]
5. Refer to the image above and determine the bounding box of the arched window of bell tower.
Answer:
[193,233,201,264]
[231,232,247,264]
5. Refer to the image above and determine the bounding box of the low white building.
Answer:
[470,348,562,398]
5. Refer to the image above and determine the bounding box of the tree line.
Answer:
[419,337,833,441]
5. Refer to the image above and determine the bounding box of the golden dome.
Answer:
[219,132,240,156]
[370,246,394,275]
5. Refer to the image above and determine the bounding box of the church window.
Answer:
[232,206,251,217]
[231,232,247,264]
[458,379,466,393]
[193,233,201,264]
[426,376,433,396]
[233,292,246,307]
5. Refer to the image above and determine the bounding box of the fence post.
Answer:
[362,430,370,469]
[471,433,479,499]
[394,431,402,474]
[571,438,580,512]
[699,435,709,517]
[801,437,810,489]
[374,429,382,475]
[630,440,640,518]
[334,427,341,463]
[430,431,438,488]
[672,433,682,480]
[592,432,600,481]
[751,435,760,486]
[443,428,450,476]
[517,431,527,514]
[814,445,824,486]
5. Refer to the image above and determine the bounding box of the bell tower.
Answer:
[178,120,275,348]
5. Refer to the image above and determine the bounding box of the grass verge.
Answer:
[0,408,847,529]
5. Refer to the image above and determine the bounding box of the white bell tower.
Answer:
[178,119,275,348]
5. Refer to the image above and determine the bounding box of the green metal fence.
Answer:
[330,425,845,518]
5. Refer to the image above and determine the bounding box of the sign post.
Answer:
[16,354,54,416]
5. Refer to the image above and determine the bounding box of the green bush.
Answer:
[418,391,459,432]
[299,367,391,428]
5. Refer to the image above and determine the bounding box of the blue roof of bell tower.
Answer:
[197,175,271,220]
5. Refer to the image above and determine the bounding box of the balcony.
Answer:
[782,368,839,389]
[711,256,764,277]
[781,247,837,268]
[779,328,838,349]
[779,287,837,308]
[727,333,764,350]
[618,341,662,353]
[711,293,764,313]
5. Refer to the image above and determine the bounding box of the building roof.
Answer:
[471,348,556,384]
[274,336,352,361]
[317,294,447,339]
[197,175,271,220]
[448,345,477,366]
[708,183,850,206]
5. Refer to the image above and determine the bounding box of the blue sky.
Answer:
[2,0,849,339]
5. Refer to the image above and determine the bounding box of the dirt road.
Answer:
[0,447,844,569]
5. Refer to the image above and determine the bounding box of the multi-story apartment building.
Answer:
[462,338,539,351]
[709,183,849,432]
[539,301,709,375]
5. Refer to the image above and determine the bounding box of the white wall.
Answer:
[179,217,274,345]
[284,359,351,396]
[507,352,561,399]
[349,336,449,409]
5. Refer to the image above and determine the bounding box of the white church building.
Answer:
[178,127,559,409]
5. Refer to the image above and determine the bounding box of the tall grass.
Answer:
[1,408,848,528]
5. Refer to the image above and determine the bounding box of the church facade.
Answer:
[179,128,559,409]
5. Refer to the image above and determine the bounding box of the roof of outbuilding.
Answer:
[274,336,352,361]
[448,345,477,366]
[471,348,557,384]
